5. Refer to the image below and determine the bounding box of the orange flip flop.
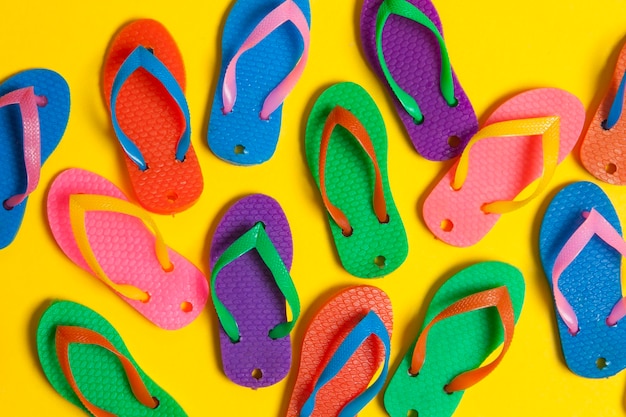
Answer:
[580,37,626,184]
[286,286,392,416]
[102,19,203,214]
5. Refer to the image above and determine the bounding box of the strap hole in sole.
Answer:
[374,255,386,268]
[151,396,160,409]
[447,136,461,148]
[3,200,14,211]
[407,410,418,417]
[596,357,609,370]
[141,292,152,304]
[412,116,425,126]
[166,191,178,203]
[180,301,193,313]
[601,119,610,130]
[234,144,246,155]
[448,98,459,108]
[605,163,617,175]
[440,219,454,232]
[251,368,263,380]
[162,262,175,273]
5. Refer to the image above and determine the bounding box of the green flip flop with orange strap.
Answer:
[305,82,408,278]
[37,300,187,416]
[384,262,525,417]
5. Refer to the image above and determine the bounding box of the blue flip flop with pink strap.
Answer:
[0,69,70,249]
[207,0,311,165]
[540,181,626,378]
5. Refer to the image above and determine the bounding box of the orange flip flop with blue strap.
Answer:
[103,19,203,214]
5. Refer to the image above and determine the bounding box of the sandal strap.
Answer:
[1,87,47,209]
[55,325,158,417]
[410,286,515,393]
[552,208,626,334]
[69,194,173,302]
[453,116,561,214]
[605,70,626,130]
[375,0,456,122]
[222,0,310,119]
[299,310,391,417]
[210,222,300,343]
[110,45,191,171]
[319,105,388,236]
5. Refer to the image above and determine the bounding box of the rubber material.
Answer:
[384,262,525,417]
[208,0,311,166]
[580,39,626,185]
[37,300,187,416]
[286,285,393,417]
[0,69,69,249]
[360,0,478,161]
[539,181,626,378]
[209,194,295,388]
[423,88,585,247]
[46,168,208,330]
[305,82,408,278]
[103,19,203,214]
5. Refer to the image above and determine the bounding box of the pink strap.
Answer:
[1,86,47,209]
[552,208,626,334]
[221,0,310,120]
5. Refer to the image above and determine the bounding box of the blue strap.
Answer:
[299,310,391,417]
[605,70,626,130]
[109,46,191,171]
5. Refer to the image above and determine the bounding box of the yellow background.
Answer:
[2,0,626,415]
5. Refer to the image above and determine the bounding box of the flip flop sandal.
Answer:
[384,261,525,417]
[540,181,626,378]
[209,194,300,388]
[423,88,585,247]
[0,69,70,249]
[360,0,478,161]
[305,82,408,278]
[102,19,203,214]
[37,300,187,416]
[207,0,311,165]
[46,168,208,330]
[580,38,626,184]
[286,285,393,417]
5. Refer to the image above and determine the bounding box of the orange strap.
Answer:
[55,326,158,417]
[409,286,515,393]
[319,105,388,236]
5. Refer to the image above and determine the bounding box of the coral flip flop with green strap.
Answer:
[37,300,187,416]
[384,262,525,417]
[305,82,408,278]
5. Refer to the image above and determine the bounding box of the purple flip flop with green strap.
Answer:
[209,194,299,388]
[360,0,477,161]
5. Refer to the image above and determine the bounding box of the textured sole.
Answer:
[286,285,393,417]
[423,88,585,247]
[46,168,208,330]
[305,82,408,278]
[102,19,203,214]
[0,69,70,249]
[207,0,311,165]
[360,0,478,161]
[37,300,187,416]
[384,262,525,417]
[539,181,626,378]
[580,39,626,184]
[209,194,294,388]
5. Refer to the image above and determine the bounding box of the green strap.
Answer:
[210,222,300,343]
[375,0,456,123]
